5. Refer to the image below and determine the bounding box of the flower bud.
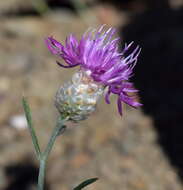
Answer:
[55,70,104,121]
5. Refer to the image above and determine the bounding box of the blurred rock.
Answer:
[169,0,183,9]
[0,0,33,15]
[9,115,27,130]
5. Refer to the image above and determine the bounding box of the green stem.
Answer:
[37,117,68,190]
[38,158,46,190]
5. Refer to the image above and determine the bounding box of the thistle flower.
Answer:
[46,25,142,121]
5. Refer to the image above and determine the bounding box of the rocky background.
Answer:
[0,0,183,189]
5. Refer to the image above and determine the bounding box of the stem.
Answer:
[38,159,46,190]
[37,117,68,190]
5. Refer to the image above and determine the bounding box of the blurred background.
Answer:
[0,0,183,189]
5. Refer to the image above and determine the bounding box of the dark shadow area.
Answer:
[48,0,76,11]
[4,160,49,190]
[1,9,40,17]
[122,7,183,179]
[97,0,169,10]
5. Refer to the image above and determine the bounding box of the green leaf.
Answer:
[56,125,67,137]
[73,178,98,190]
[22,97,41,159]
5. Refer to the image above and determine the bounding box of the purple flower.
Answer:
[46,25,142,115]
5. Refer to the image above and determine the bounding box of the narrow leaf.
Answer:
[73,178,98,190]
[22,97,41,159]
[56,125,67,137]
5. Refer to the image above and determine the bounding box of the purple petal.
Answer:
[45,37,63,55]
[123,82,139,93]
[56,61,79,68]
[123,88,138,93]
[105,90,111,104]
[117,97,123,116]
[120,93,142,108]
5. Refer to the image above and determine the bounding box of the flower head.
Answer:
[46,25,142,117]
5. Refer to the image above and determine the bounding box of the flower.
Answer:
[46,25,142,117]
